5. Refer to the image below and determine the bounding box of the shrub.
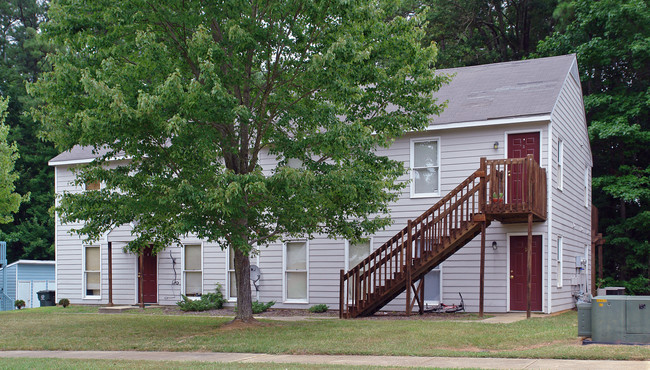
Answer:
[176,284,225,312]
[309,304,328,313]
[252,300,275,314]
[58,298,70,308]
[14,299,25,309]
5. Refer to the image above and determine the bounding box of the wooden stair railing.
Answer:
[484,155,547,222]
[340,162,489,318]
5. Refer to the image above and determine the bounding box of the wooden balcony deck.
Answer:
[483,156,547,223]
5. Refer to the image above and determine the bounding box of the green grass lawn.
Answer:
[0,358,481,370]
[0,358,404,370]
[0,307,648,360]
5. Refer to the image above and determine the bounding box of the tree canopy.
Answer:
[537,0,650,294]
[0,97,25,224]
[0,0,55,262]
[402,0,558,68]
[32,0,447,320]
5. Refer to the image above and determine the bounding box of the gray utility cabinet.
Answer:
[578,296,650,344]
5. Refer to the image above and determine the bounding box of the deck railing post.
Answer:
[479,221,486,318]
[526,212,533,319]
[355,268,360,311]
[479,157,487,213]
[108,241,113,307]
[340,269,345,318]
[406,219,412,316]
[527,154,533,212]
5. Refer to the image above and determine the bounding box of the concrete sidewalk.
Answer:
[1,350,648,369]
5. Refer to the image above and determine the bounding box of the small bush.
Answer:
[309,304,328,313]
[14,299,25,309]
[176,285,225,312]
[252,300,275,314]
[58,298,70,308]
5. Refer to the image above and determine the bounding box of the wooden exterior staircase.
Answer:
[340,155,547,318]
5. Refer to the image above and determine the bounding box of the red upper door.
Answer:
[510,235,542,311]
[139,246,158,304]
[507,132,540,204]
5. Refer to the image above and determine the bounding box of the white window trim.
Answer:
[557,236,564,288]
[344,237,374,271]
[557,139,564,191]
[410,137,441,198]
[283,240,309,304]
[181,243,203,298]
[225,246,260,302]
[344,238,373,304]
[82,245,102,300]
[226,247,236,302]
[422,264,443,307]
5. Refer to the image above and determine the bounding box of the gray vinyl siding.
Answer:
[548,63,592,313]
[54,121,552,311]
[55,164,86,304]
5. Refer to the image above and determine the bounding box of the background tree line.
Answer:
[2,0,647,294]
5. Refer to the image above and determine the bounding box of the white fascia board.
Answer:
[15,260,56,266]
[424,115,551,132]
[48,155,129,167]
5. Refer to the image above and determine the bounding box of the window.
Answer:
[411,138,440,197]
[85,180,100,191]
[346,239,372,300]
[346,239,372,270]
[84,245,101,297]
[557,236,563,288]
[557,140,564,190]
[423,265,442,305]
[284,241,308,302]
[228,247,236,300]
[584,167,589,207]
[183,244,202,297]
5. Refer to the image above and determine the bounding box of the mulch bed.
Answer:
[156,305,478,320]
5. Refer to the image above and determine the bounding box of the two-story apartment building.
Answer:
[49,54,593,315]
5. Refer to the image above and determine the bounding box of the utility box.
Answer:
[577,302,591,337]
[605,287,626,295]
[583,296,650,344]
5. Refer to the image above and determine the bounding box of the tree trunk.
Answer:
[233,248,254,322]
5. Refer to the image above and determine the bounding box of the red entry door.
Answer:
[139,246,157,304]
[507,132,540,204]
[510,235,542,311]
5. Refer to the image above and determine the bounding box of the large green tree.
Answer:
[0,0,55,262]
[32,0,447,321]
[537,0,650,294]
[403,0,557,68]
[0,97,25,223]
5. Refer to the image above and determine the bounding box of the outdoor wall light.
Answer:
[492,241,498,250]
[493,141,499,150]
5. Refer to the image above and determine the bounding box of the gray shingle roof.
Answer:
[48,145,113,165]
[49,54,576,164]
[431,54,575,125]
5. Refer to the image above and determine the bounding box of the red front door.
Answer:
[510,235,542,311]
[139,246,157,304]
[507,132,540,204]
